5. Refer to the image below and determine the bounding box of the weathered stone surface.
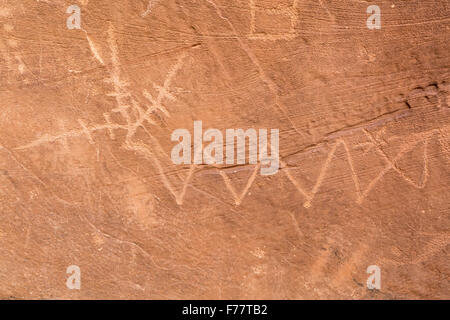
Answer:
[0,0,448,299]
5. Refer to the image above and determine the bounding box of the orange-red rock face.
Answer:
[0,0,448,299]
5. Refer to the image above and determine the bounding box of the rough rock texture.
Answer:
[0,0,449,299]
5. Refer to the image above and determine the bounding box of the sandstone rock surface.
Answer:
[0,0,449,299]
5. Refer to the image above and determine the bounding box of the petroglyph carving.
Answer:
[248,0,300,41]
